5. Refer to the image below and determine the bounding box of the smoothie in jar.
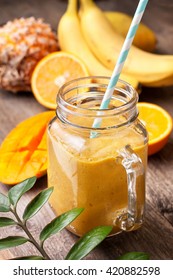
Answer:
[47,77,148,236]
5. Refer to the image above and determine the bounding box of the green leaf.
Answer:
[8,177,37,206]
[11,255,44,260]
[0,217,16,227]
[0,193,10,212]
[65,225,112,260]
[40,208,84,242]
[0,236,28,251]
[118,252,150,260]
[23,187,53,221]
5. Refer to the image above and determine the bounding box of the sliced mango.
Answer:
[0,111,55,185]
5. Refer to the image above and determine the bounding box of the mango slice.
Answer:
[0,111,55,185]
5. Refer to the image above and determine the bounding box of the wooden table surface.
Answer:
[0,0,173,260]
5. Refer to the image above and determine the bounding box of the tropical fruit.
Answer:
[0,111,55,185]
[0,17,58,92]
[57,0,140,91]
[79,0,173,87]
[137,102,173,155]
[104,11,156,52]
[31,51,89,109]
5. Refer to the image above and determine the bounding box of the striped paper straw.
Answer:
[91,0,149,137]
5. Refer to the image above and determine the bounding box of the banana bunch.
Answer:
[58,0,173,88]
[79,0,173,87]
[57,0,139,91]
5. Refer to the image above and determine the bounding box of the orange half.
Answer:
[137,102,173,155]
[31,51,89,109]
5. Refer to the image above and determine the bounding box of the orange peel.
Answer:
[137,102,173,155]
[31,51,89,109]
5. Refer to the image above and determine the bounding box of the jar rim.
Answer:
[57,76,138,116]
[56,76,139,130]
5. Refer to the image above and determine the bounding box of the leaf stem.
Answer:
[10,208,51,260]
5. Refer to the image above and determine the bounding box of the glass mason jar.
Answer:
[47,77,148,237]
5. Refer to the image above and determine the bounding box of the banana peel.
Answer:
[142,74,173,87]
[104,11,157,52]
[58,0,140,92]
[79,0,173,87]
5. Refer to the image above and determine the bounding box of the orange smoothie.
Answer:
[47,119,147,236]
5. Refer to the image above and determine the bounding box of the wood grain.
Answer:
[0,0,173,260]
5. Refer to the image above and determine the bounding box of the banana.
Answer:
[57,0,140,90]
[104,11,156,52]
[142,74,173,87]
[79,0,173,87]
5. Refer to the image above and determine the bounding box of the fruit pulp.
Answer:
[47,118,147,236]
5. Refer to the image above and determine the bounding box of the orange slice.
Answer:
[0,111,55,185]
[31,51,89,109]
[137,102,173,155]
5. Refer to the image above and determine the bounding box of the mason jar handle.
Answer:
[116,145,144,231]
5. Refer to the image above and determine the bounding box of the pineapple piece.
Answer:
[0,17,59,92]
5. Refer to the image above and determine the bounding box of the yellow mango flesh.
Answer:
[0,111,55,185]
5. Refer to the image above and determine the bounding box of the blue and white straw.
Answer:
[91,0,149,137]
